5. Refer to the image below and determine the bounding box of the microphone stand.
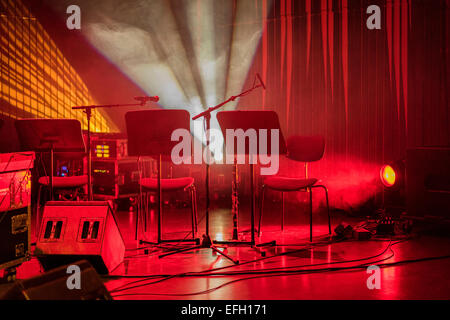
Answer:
[192,82,265,243]
[72,101,147,201]
[159,77,265,264]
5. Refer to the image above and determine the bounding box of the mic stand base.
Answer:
[158,234,240,265]
[213,240,277,257]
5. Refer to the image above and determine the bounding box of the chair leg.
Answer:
[193,186,198,233]
[321,186,331,234]
[147,193,151,229]
[136,189,146,240]
[258,185,265,237]
[281,192,285,231]
[311,185,331,236]
[135,190,141,240]
[189,187,196,238]
[157,155,162,243]
[35,185,43,237]
[143,192,148,232]
[309,187,313,242]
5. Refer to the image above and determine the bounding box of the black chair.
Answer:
[125,110,199,244]
[258,135,331,242]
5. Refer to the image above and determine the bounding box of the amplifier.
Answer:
[0,152,34,271]
[93,158,153,200]
[35,201,125,274]
[90,134,128,160]
[407,148,450,218]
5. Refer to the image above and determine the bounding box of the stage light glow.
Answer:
[215,232,224,242]
[380,165,396,187]
[46,0,272,159]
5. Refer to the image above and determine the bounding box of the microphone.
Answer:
[256,73,266,90]
[134,96,160,105]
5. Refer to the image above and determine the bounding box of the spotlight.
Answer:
[380,165,396,187]
[380,160,406,215]
[380,160,404,190]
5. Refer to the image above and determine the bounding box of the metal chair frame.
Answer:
[258,136,332,242]
[135,158,199,243]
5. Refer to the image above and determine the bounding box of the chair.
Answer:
[125,110,199,244]
[258,135,331,242]
[15,119,88,236]
[35,154,87,213]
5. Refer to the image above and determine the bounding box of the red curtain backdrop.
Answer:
[238,0,449,210]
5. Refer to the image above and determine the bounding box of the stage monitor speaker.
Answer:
[35,201,125,274]
[406,148,450,218]
[0,260,111,300]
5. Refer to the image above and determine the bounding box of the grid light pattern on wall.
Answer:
[0,0,112,132]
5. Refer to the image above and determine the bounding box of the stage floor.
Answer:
[8,199,450,300]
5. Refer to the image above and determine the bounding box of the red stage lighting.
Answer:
[379,160,406,214]
[380,165,396,187]
[380,160,405,192]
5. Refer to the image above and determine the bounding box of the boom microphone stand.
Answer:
[159,74,267,263]
[192,85,263,246]
[72,96,159,201]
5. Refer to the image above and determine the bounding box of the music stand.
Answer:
[15,119,87,201]
[125,110,203,243]
[215,110,286,248]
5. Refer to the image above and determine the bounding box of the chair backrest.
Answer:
[286,135,325,162]
[125,109,191,159]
